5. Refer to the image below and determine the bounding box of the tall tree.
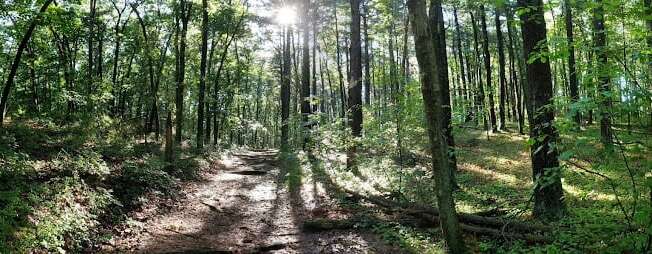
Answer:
[430,0,458,181]
[471,12,487,129]
[592,0,613,147]
[506,7,524,134]
[407,0,466,251]
[301,0,312,150]
[281,26,292,150]
[564,0,581,126]
[110,0,130,115]
[133,3,160,139]
[88,0,97,93]
[518,0,565,219]
[175,0,191,144]
[480,5,498,132]
[495,7,508,131]
[196,0,209,149]
[0,0,55,127]
[334,3,346,121]
[347,0,363,171]
[363,3,372,105]
[453,8,468,116]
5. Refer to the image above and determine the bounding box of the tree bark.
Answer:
[480,5,498,132]
[196,0,208,149]
[175,0,191,145]
[407,0,466,252]
[430,0,458,181]
[334,4,346,121]
[471,12,487,129]
[518,0,565,219]
[592,0,613,147]
[347,0,363,172]
[363,3,372,106]
[564,0,581,127]
[301,0,313,150]
[453,8,468,117]
[495,7,508,131]
[506,8,524,134]
[88,0,97,94]
[281,27,292,150]
[110,0,130,115]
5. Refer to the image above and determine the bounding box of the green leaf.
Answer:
[559,151,574,161]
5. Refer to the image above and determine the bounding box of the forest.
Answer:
[0,0,651,253]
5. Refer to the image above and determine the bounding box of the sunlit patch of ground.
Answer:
[106,150,404,253]
[316,123,652,252]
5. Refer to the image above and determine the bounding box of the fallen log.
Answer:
[415,212,551,243]
[304,214,550,243]
[342,189,552,233]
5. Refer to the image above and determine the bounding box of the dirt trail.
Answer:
[110,150,402,253]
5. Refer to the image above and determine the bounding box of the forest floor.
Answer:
[105,149,403,253]
[2,120,650,253]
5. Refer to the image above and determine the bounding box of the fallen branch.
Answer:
[564,159,633,228]
[414,212,551,243]
[303,215,550,243]
[342,189,551,233]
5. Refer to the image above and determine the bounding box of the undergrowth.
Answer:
[0,119,213,253]
[308,116,652,253]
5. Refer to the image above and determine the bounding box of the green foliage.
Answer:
[371,222,445,254]
[0,150,116,253]
[52,150,111,180]
[114,157,177,207]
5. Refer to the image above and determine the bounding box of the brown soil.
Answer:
[106,150,404,254]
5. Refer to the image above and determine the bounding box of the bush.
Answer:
[1,176,116,253]
[113,157,176,207]
[51,150,111,181]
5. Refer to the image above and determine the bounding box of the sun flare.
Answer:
[275,6,297,25]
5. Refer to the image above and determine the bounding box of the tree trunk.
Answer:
[334,4,346,122]
[196,0,208,149]
[88,0,96,94]
[175,0,191,145]
[471,12,487,129]
[301,0,313,150]
[592,0,613,147]
[347,0,363,172]
[0,0,55,127]
[363,4,372,106]
[165,111,174,162]
[430,0,458,181]
[518,0,565,219]
[281,27,292,150]
[312,4,318,114]
[506,8,524,134]
[564,0,581,127]
[407,0,466,252]
[480,5,498,132]
[111,1,129,115]
[453,8,468,118]
[495,7,508,131]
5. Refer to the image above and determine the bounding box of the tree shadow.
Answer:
[131,150,284,253]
